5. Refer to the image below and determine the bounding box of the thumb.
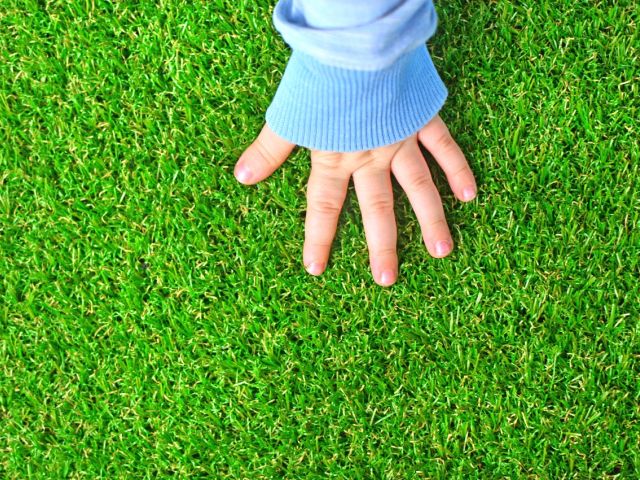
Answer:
[234,124,296,185]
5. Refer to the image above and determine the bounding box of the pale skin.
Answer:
[234,114,477,287]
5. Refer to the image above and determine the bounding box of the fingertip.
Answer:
[431,239,453,258]
[234,162,253,185]
[377,269,397,287]
[305,261,326,276]
[460,185,477,202]
[371,260,398,287]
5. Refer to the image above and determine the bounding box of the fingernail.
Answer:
[235,164,252,184]
[306,262,324,276]
[436,240,451,257]
[380,270,395,286]
[462,186,476,201]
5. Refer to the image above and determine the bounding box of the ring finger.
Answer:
[391,140,453,258]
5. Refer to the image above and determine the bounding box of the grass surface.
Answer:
[1,0,639,478]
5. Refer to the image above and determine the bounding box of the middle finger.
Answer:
[352,160,398,287]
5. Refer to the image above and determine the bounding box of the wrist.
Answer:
[265,44,448,152]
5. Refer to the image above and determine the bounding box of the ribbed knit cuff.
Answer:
[265,44,448,153]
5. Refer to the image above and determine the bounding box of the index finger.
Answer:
[303,152,350,276]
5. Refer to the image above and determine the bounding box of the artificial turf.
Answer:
[1,0,639,478]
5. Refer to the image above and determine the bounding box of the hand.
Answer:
[234,115,477,286]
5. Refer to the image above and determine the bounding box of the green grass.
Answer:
[1,0,638,477]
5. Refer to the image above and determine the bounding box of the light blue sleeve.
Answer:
[265,0,448,152]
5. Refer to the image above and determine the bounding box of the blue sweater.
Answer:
[265,0,447,152]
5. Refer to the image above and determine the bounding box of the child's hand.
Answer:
[234,115,476,286]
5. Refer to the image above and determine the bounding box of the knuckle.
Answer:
[437,132,458,152]
[312,151,343,168]
[309,198,342,216]
[254,138,280,168]
[366,195,394,216]
[450,163,472,179]
[371,246,397,259]
[425,218,448,231]
[407,173,435,192]
[304,240,333,250]
[354,150,387,172]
